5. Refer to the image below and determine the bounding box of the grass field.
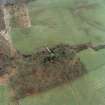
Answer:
[11,0,105,53]
[1,0,105,105]
[0,86,10,105]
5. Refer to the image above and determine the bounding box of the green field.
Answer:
[11,0,105,53]
[1,0,105,105]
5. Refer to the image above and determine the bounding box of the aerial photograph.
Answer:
[0,0,105,105]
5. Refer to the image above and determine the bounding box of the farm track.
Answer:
[0,4,31,85]
[0,5,14,85]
